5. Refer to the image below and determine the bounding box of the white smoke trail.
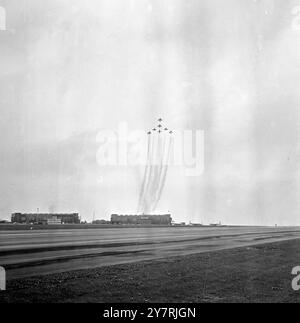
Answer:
[137,134,151,213]
[147,133,164,212]
[155,132,167,188]
[140,132,158,213]
[148,132,167,212]
[137,130,173,214]
[152,135,174,211]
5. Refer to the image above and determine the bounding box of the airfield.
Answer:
[1,225,300,281]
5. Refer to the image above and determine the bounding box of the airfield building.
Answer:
[11,213,80,225]
[111,214,172,225]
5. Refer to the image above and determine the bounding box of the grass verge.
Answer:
[1,239,300,303]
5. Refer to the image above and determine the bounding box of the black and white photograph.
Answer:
[1,0,300,309]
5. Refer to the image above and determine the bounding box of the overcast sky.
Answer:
[1,0,300,225]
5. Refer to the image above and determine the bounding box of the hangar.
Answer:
[111,214,172,225]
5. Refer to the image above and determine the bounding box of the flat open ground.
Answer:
[0,227,300,280]
[1,239,300,303]
[1,226,300,280]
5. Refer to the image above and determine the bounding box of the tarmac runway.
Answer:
[1,226,300,280]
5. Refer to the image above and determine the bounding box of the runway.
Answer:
[1,226,300,280]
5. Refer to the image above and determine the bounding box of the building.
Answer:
[92,219,111,224]
[46,216,62,225]
[11,213,80,225]
[111,214,172,225]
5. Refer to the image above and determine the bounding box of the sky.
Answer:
[0,0,300,225]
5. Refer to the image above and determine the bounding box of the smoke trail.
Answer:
[148,132,167,212]
[156,133,167,189]
[152,136,174,211]
[141,132,158,213]
[137,134,151,213]
[137,123,173,214]
[147,133,164,212]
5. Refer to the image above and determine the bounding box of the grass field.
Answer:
[1,239,300,303]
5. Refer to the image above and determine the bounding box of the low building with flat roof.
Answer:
[111,214,172,225]
[11,213,80,224]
